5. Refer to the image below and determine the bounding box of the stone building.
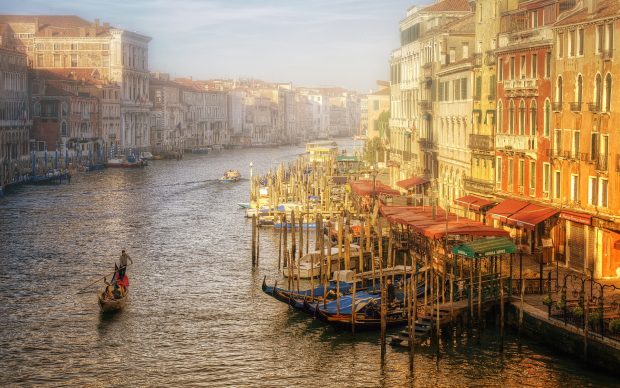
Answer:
[0,15,152,149]
[149,73,185,149]
[0,46,30,187]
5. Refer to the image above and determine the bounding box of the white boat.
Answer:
[140,151,154,160]
[238,202,251,209]
[283,244,361,279]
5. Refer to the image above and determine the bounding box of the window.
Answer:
[578,29,584,56]
[556,76,563,104]
[558,33,564,58]
[462,42,469,59]
[573,130,580,159]
[475,76,482,99]
[71,54,78,67]
[544,99,550,136]
[497,156,502,182]
[519,100,525,135]
[33,102,41,116]
[576,74,583,105]
[453,80,461,101]
[545,52,551,77]
[599,178,608,207]
[508,159,514,189]
[597,25,605,54]
[569,30,576,57]
[530,99,537,135]
[61,121,68,137]
[531,11,538,28]
[591,132,600,160]
[606,23,614,54]
[373,100,379,110]
[449,47,456,63]
[570,174,579,202]
[554,170,561,199]
[37,54,44,66]
[53,54,61,67]
[509,100,515,134]
[518,160,524,189]
[530,161,536,193]
[497,100,503,132]
[520,55,526,79]
[489,74,496,99]
[53,43,61,51]
[510,57,515,80]
[461,78,468,99]
[604,73,612,112]
[71,43,78,50]
[543,163,551,193]
[554,129,562,156]
[499,61,504,81]
[588,176,598,206]
[595,73,603,109]
[531,54,537,78]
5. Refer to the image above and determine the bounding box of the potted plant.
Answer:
[543,295,553,307]
[572,306,584,318]
[610,319,620,335]
[588,311,602,326]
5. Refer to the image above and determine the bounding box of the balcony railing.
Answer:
[418,138,435,150]
[495,133,537,153]
[552,102,563,112]
[503,78,538,91]
[464,176,495,194]
[419,100,432,111]
[469,134,494,151]
[588,103,601,113]
[570,102,582,112]
[485,51,496,66]
[472,53,482,67]
[595,155,608,171]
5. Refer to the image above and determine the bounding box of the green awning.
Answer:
[336,155,359,162]
[452,237,517,259]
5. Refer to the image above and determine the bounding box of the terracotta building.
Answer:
[551,0,620,277]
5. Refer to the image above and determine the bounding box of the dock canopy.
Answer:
[486,198,529,223]
[506,203,558,230]
[396,176,429,190]
[452,237,517,259]
[350,180,400,197]
[454,195,494,211]
[336,155,359,162]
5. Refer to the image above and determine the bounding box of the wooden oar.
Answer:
[75,263,133,294]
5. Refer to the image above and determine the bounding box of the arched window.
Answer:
[519,99,526,135]
[530,99,537,135]
[605,73,612,112]
[544,99,551,137]
[556,76,563,104]
[594,73,603,110]
[497,100,503,133]
[576,74,583,106]
[509,100,515,134]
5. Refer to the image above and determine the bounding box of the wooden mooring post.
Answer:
[251,215,257,266]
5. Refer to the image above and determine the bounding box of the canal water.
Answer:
[0,142,616,386]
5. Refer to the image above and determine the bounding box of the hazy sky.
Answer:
[4,0,420,91]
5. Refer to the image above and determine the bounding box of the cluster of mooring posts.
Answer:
[253,149,529,369]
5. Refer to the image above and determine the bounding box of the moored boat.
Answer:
[106,155,146,168]
[282,245,361,279]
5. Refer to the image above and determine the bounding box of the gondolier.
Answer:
[119,249,133,269]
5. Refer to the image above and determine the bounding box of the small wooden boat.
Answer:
[106,155,146,168]
[282,245,361,279]
[237,202,251,209]
[220,169,241,182]
[98,289,128,312]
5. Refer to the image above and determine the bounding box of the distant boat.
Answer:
[283,245,361,279]
[220,169,241,182]
[106,155,146,168]
[238,202,251,209]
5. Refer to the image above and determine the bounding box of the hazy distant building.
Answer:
[0,15,152,149]
[367,81,390,140]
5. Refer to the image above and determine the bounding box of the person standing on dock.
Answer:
[119,249,133,270]
[386,278,395,307]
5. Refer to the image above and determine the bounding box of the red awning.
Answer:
[350,180,399,197]
[560,210,592,225]
[454,195,495,211]
[506,203,558,230]
[486,199,529,223]
[396,176,429,190]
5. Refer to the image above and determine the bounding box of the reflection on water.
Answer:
[0,142,615,386]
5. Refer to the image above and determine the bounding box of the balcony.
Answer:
[464,176,495,194]
[595,155,608,172]
[469,134,494,152]
[495,133,538,154]
[0,119,33,127]
[472,53,482,67]
[503,78,538,97]
[419,100,432,111]
[485,51,496,66]
[552,102,563,112]
[569,102,582,112]
[418,138,435,150]
[588,103,601,113]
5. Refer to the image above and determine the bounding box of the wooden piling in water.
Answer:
[251,215,257,266]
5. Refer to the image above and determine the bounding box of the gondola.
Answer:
[98,289,128,312]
